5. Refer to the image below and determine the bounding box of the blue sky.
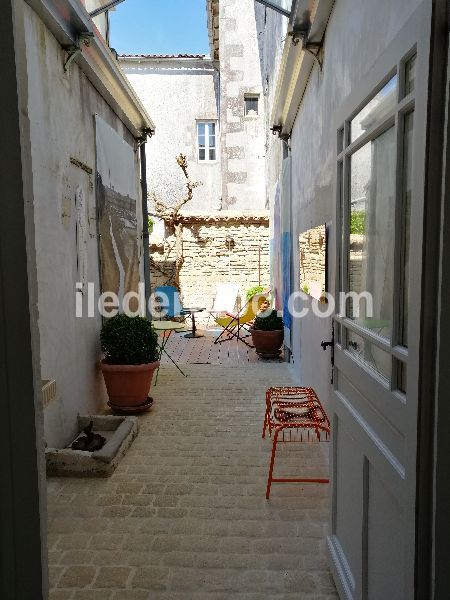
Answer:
[109,0,210,56]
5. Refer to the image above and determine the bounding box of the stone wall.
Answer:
[299,225,327,301]
[150,213,270,324]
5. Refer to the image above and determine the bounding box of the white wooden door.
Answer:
[328,3,433,598]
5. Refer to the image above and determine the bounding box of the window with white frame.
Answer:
[244,94,259,116]
[197,121,217,162]
[335,49,417,391]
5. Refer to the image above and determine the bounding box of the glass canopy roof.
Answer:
[254,0,294,18]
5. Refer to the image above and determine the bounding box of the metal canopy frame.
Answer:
[24,0,154,138]
[90,0,126,18]
[254,0,295,18]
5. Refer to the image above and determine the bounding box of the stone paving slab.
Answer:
[47,364,338,599]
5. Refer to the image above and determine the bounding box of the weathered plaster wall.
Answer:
[150,216,270,324]
[24,2,142,448]
[260,0,422,401]
[121,58,222,214]
[218,0,266,210]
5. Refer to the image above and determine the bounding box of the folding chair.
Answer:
[209,283,240,342]
[209,283,240,317]
[214,291,271,346]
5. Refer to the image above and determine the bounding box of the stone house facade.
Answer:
[119,0,269,313]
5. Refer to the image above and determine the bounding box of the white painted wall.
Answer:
[121,57,222,213]
[259,0,422,402]
[23,2,142,448]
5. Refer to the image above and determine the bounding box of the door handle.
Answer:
[321,323,335,384]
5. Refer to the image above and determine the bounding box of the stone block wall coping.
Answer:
[173,211,270,225]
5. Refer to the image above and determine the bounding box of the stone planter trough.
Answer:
[46,415,138,477]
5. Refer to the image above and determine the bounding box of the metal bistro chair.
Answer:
[153,286,183,320]
[154,286,206,339]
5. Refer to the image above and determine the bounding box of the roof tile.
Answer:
[119,53,209,59]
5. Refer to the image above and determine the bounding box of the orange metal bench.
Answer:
[263,387,331,499]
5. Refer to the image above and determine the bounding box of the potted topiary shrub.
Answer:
[250,310,284,359]
[100,314,160,412]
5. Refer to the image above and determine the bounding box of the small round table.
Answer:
[181,307,206,338]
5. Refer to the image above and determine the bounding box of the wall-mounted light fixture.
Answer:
[270,125,283,136]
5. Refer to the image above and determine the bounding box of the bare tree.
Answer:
[149,154,202,287]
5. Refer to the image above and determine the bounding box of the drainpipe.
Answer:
[140,136,152,319]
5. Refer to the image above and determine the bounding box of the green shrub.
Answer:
[101,314,159,365]
[254,310,284,331]
[350,210,366,234]
[246,285,265,300]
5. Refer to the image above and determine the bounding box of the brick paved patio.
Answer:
[47,363,337,599]
[159,327,284,366]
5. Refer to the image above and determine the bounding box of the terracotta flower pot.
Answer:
[100,361,160,408]
[250,328,284,359]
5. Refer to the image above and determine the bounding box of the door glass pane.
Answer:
[400,112,414,346]
[350,76,397,143]
[404,55,416,96]
[347,330,391,382]
[348,126,396,339]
